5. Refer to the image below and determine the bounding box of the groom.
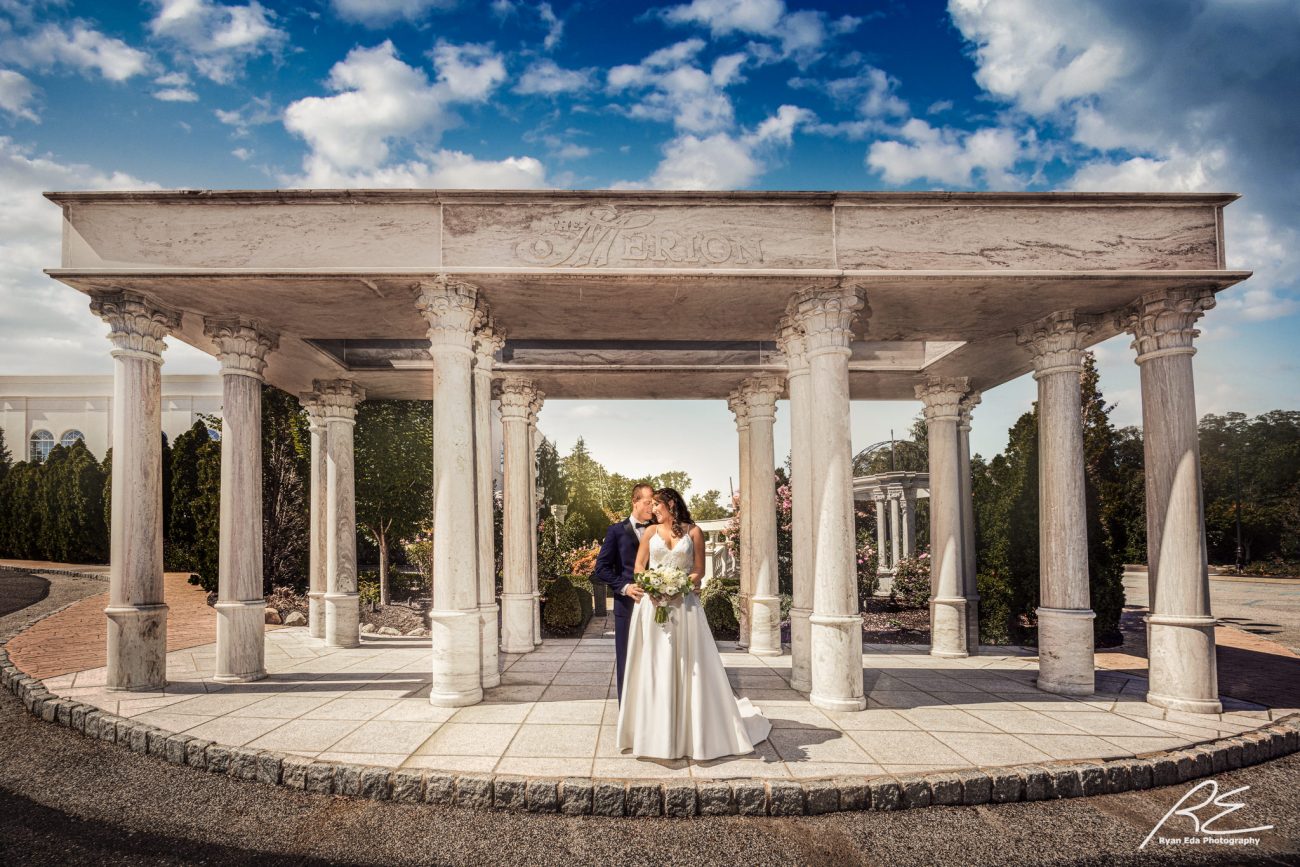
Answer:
[593,483,653,701]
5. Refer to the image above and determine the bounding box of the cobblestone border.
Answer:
[4,642,1297,817]
[0,565,110,582]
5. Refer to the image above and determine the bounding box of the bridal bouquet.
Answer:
[634,565,694,624]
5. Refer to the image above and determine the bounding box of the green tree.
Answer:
[688,489,730,520]
[0,427,11,486]
[0,462,39,558]
[656,470,691,495]
[354,400,433,605]
[536,437,565,510]
[1079,354,1127,643]
[53,441,109,563]
[560,438,610,542]
[262,387,310,593]
[167,422,210,570]
[35,443,69,560]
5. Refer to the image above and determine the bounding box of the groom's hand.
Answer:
[625,584,645,601]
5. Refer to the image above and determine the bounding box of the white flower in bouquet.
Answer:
[634,565,694,623]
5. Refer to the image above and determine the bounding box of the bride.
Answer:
[615,487,771,760]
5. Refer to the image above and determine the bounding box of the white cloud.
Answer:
[607,39,741,135]
[231,146,251,160]
[330,0,455,26]
[660,0,858,64]
[0,69,38,121]
[515,59,592,95]
[866,118,1030,187]
[285,147,548,189]
[646,104,813,189]
[0,137,214,376]
[538,1,563,50]
[949,0,1300,331]
[282,40,533,187]
[152,70,198,102]
[214,95,276,136]
[0,21,150,82]
[147,0,285,84]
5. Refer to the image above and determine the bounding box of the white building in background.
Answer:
[0,375,223,463]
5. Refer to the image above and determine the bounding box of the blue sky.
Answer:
[2,0,1298,499]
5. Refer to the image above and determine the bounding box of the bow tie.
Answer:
[634,521,649,529]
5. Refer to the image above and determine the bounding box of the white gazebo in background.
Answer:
[853,470,928,596]
[43,188,1248,717]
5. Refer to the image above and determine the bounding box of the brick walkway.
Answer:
[1095,605,1300,710]
[4,570,224,680]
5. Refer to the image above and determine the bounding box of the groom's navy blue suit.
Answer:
[593,517,641,701]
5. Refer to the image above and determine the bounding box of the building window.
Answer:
[60,429,85,448]
[30,429,54,463]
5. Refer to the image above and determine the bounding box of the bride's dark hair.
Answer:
[654,487,693,540]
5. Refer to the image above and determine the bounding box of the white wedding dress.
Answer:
[615,530,771,760]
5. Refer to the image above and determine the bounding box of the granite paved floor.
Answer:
[39,628,1297,780]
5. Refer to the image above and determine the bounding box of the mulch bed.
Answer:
[861,598,931,645]
[361,603,427,633]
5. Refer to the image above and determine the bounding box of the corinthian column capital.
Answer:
[1118,287,1216,363]
[786,284,867,356]
[1015,310,1099,378]
[299,391,329,431]
[775,315,809,374]
[313,379,365,422]
[727,387,751,431]
[90,290,182,361]
[915,375,970,423]
[472,310,506,371]
[739,374,784,423]
[958,390,982,430]
[204,316,279,379]
[497,377,540,420]
[414,276,479,352]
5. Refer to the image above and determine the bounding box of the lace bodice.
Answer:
[648,529,695,572]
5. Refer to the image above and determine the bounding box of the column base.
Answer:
[737,593,751,650]
[500,592,535,654]
[873,571,894,597]
[479,603,501,689]
[214,599,267,683]
[930,596,968,658]
[1035,606,1095,696]
[430,608,483,708]
[789,607,812,692]
[307,591,325,640]
[748,595,783,657]
[324,592,360,648]
[809,612,866,712]
[105,603,168,691]
[533,591,543,647]
[1146,613,1222,714]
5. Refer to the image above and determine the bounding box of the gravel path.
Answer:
[2,569,1298,866]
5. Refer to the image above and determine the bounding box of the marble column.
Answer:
[300,394,329,640]
[778,318,813,690]
[1016,312,1097,693]
[528,401,544,647]
[498,377,541,654]
[958,393,981,657]
[873,492,888,570]
[727,389,753,649]
[90,290,181,691]
[791,285,867,712]
[472,312,504,688]
[741,374,784,657]
[205,317,277,683]
[316,379,364,650]
[901,490,916,559]
[917,375,970,658]
[415,278,485,706]
[1120,288,1221,713]
[889,492,902,571]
